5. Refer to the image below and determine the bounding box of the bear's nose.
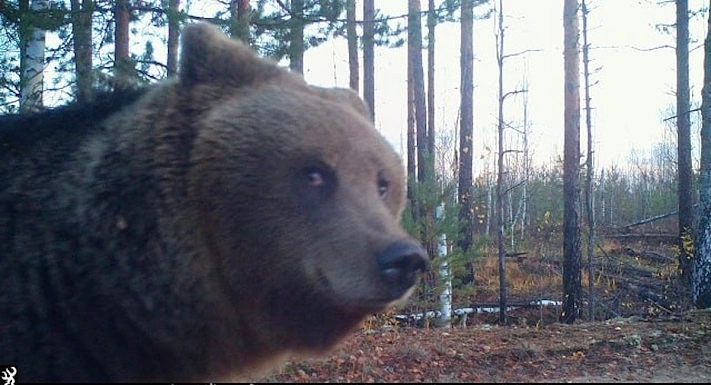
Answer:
[376,240,429,299]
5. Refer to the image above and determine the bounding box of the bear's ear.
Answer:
[312,87,373,121]
[179,22,281,88]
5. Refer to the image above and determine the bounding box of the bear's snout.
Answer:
[376,240,429,300]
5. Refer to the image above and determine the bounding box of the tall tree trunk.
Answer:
[599,169,606,225]
[346,0,359,91]
[166,0,180,76]
[458,0,474,248]
[561,0,582,324]
[486,172,492,237]
[230,0,251,43]
[495,0,507,325]
[676,0,694,283]
[409,0,427,185]
[289,0,304,74]
[521,77,530,241]
[410,0,433,257]
[582,0,596,321]
[19,0,48,113]
[427,0,436,162]
[458,0,475,283]
[362,0,375,123]
[407,44,417,219]
[693,2,711,309]
[114,0,132,89]
[71,0,93,103]
[18,0,30,99]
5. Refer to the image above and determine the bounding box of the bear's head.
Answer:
[177,22,429,369]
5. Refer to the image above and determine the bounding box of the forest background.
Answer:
[3,0,711,342]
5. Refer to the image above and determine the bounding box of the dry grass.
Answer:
[470,253,563,302]
[400,233,684,325]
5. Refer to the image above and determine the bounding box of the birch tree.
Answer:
[19,0,49,113]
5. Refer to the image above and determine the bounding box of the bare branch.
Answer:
[662,107,702,122]
[502,149,523,155]
[504,179,526,195]
[630,44,675,51]
[502,48,543,61]
[502,88,526,101]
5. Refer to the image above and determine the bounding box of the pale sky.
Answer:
[302,0,709,177]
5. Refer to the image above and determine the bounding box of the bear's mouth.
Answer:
[314,267,416,314]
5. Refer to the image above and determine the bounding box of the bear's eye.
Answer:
[306,171,324,186]
[295,165,337,207]
[377,173,390,198]
[300,165,335,191]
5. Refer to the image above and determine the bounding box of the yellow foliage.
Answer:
[681,230,694,257]
[362,308,400,331]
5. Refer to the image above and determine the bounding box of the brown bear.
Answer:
[0,22,428,382]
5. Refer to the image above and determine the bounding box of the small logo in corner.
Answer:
[1,366,16,385]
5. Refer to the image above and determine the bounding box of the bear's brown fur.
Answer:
[0,22,428,382]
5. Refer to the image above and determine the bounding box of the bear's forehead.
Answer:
[291,129,395,169]
[294,109,397,167]
[199,83,401,175]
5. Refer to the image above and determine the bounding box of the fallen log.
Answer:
[605,233,678,243]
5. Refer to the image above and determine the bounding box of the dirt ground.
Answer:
[254,309,711,383]
[248,236,707,383]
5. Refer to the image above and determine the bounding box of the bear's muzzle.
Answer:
[376,240,429,301]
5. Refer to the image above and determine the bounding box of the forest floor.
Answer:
[253,235,711,383]
[255,308,711,383]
